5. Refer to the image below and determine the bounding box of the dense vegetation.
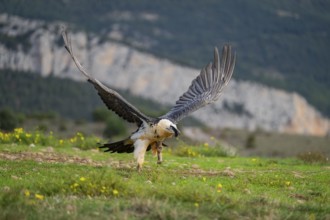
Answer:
[1,0,330,116]
[0,69,169,120]
[0,129,329,219]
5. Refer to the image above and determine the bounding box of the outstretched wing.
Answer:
[161,45,236,123]
[62,31,154,126]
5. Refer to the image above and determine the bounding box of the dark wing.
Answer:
[62,31,154,126]
[161,45,236,123]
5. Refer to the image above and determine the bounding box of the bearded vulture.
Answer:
[62,31,236,171]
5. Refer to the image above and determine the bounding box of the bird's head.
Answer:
[157,119,180,137]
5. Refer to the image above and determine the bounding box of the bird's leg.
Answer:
[157,142,163,164]
[136,153,145,172]
[151,143,157,157]
[133,139,149,172]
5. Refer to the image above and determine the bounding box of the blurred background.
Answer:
[0,0,329,158]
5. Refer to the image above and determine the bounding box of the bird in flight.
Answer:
[62,31,236,171]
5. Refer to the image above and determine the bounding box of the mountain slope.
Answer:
[0,15,328,136]
[1,0,330,116]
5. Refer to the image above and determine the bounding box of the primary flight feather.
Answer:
[62,31,236,171]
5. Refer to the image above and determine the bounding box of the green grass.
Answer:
[0,130,329,219]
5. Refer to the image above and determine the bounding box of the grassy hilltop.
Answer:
[0,128,329,219]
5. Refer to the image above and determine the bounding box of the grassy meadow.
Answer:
[0,128,329,219]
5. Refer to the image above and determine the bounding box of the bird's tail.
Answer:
[99,138,134,153]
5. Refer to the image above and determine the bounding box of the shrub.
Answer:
[58,122,67,131]
[92,107,128,138]
[297,152,329,164]
[92,108,109,122]
[0,108,19,132]
[103,117,128,138]
[245,133,256,149]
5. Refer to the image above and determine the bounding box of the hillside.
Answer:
[1,0,330,117]
[0,70,169,120]
[0,15,329,136]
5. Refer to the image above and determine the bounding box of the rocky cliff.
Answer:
[1,14,329,136]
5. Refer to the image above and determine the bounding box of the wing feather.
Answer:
[200,68,208,90]
[62,30,153,126]
[161,45,236,123]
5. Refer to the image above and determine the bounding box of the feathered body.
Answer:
[102,119,177,170]
[62,31,236,171]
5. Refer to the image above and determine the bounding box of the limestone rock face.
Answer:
[1,14,329,136]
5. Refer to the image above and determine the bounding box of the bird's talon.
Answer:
[137,164,142,172]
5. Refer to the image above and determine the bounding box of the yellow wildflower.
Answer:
[35,194,44,200]
[285,181,291,186]
[112,189,119,196]
[251,158,257,162]
[217,183,223,193]
[100,186,106,193]
[70,183,79,189]
[59,139,64,145]
[194,202,199,207]
[25,133,32,138]
[24,190,30,197]
[79,177,86,182]
[77,132,84,141]
[34,134,40,144]
[202,177,206,182]
[204,142,209,147]
[14,128,23,134]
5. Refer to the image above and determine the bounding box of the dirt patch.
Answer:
[0,151,106,167]
[0,151,141,169]
[178,168,236,177]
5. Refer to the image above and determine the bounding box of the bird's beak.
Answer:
[170,125,180,137]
